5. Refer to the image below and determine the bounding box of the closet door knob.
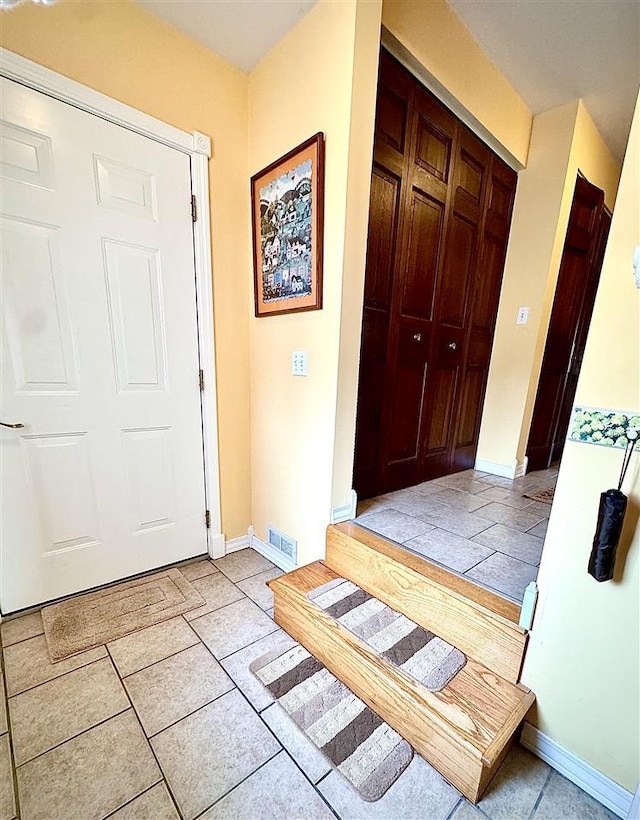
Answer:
[447,341,457,350]
[412,333,422,342]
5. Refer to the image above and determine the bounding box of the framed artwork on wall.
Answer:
[251,132,325,317]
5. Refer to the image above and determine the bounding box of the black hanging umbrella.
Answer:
[588,431,638,582]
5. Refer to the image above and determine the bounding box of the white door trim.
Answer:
[0,48,224,558]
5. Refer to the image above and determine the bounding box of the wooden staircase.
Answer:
[268,522,535,803]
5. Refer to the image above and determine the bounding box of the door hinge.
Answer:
[199,369,205,391]
[191,194,197,223]
[205,509,211,529]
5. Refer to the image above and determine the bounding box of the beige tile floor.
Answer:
[354,468,559,602]
[0,548,616,820]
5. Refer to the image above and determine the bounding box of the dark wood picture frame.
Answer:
[251,133,325,317]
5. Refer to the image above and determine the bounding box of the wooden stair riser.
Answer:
[326,526,527,683]
[330,523,522,622]
[272,590,487,801]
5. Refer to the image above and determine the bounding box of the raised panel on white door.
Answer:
[102,239,168,391]
[1,217,78,393]
[94,155,157,220]
[123,427,176,533]
[0,121,55,190]
[24,433,101,555]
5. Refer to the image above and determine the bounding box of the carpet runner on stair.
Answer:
[307,577,466,691]
[250,643,413,801]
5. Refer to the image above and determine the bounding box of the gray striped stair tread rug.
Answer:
[307,577,466,691]
[250,644,413,801]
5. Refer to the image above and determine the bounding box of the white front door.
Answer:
[1,78,208,612]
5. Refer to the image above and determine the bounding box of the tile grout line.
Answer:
[211,625,281,663]
[399,539,500,579]
[11,702,131,770]
[180,562,224,583]
[115,635,203,680]
[467,544,544,569]
[213,557,279,586]
[189,748,283,820]
[315,769,332,787]
[102,780,174,820]
[0,629,46,651]
[105,641,185,820]
[186,586,273,625]
[182,591,249,625]
[276,749,341,820]
[6,653,109,700]
[468,797,494,819]
[526,767,555,820]
[142,685,236,741]
[462,550,499,574]
[0,642,21,820]
[443,796,463,820]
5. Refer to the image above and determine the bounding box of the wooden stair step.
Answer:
[327,522,528,683]
[269,561,535,803]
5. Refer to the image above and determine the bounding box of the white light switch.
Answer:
[291,350,308,376]
[516,306,529,325]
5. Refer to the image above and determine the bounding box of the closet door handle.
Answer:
[0,421,25,429]
[412,333,422,342]
[447,341,457,350]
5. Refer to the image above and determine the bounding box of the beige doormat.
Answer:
[523,486,555,504]
[251,644,413,801]
[308,577,466,691]
[42,568,204,661]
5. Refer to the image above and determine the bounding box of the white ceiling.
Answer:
[447,0,640,162]
[137,0,318,73]
[137,0,639,161]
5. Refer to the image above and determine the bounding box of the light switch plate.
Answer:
[517,306,529,325]
[291,350,308,376]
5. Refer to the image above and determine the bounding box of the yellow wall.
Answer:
[331,1,382,511]
[0,0,253,538]
[478,100,621,472]
[248,0,381,565]
[381,0,532,166]
[522,94,640,791]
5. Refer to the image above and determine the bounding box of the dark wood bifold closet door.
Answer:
[526,175,610,471]
[354,51,517,499]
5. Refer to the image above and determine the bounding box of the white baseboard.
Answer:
[207,532,225,560]
[628,784,640,820]
[248,525,297,573]
[225,534,250,554]
[475,457,528,479]
[331,489,358,524]
[518,456,529,478]
[520,723,634,818]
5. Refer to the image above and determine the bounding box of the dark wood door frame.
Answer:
[526,174,610,471]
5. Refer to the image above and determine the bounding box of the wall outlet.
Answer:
[291,350,308,376]
[517,306,530,325]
